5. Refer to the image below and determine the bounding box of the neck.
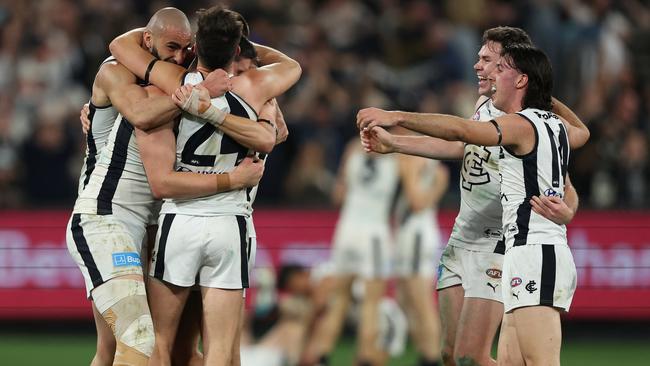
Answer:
[197,62,236,77]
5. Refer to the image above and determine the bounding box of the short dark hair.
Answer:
[501,44,553,111]
[482,26,532,49]
[195,5,243,70]
[236,36,258,64]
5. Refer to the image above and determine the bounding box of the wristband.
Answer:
[143,59,158,85]
[257,118,272,125]
[490,120,503,145]
[216,173,231,192]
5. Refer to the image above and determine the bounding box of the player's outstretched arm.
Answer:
[173,84,276,153]
[361,127,464,160]
[136,121,263,200]
[358,108,534,153]
[552,97,590,149]
[96,62,179,130]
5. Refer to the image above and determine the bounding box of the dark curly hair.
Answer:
[195,5,243,70]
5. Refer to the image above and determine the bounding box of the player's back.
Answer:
[500,108,569,249]
[448,97,505,252]
[74,111,157,226]
[160,71,259,217]
[337,148,399,227]
[77,57,121,195]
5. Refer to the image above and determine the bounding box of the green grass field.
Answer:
[1,333,649,366]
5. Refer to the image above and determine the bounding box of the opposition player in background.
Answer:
[394,152,448,366]
[358,44,588,366]
[69,7,266,366]
[358,27,588,366]
[305,139,399,366]
[109,5,301,365]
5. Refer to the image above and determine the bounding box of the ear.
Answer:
[516,73,528,90]
[143,31,153,50]
[235,45,241,57]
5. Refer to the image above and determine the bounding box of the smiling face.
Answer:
[144,26,193,65]
[490,55,527,113]
[473,41,502,97]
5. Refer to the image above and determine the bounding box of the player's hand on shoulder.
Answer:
[530,195,574,225]
[360,126,395,154]
[202,69,232,98]
[231,156,264,189]
[357,107,399,130]
[80,103,90,135]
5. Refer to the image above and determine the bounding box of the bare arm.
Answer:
[232,43,302,111]
[109,28,231,97]
[361,127,464,160]
[173,84,276,153]
[136,121,263,200]
[96,62,180,130]
[358,108,534,154]
[552,97,590,149]
[398,156,449,212]
[109,28,186,93]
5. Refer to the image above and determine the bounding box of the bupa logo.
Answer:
[544,188,563,198]
[486,268,502,279]
[510,277,522,287]
[112,252,141,267]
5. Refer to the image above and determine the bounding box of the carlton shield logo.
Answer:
[486,268,502,279]
[510,277,523,288]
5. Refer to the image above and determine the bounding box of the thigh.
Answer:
[455,297,503,355]
[512,306,561,366]
[67,214,145,297]
[201,287,245,353]
[147,278,191,345]
[496,313,524,366]
[437,285,464,352]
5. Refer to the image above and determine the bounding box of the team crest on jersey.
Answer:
[461,146,491,191]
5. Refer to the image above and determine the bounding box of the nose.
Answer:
[173,50,185,65]
[474,60,481,71]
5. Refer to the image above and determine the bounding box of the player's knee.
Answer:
[92,279,155,360]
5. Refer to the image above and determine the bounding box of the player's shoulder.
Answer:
[181,70,204,86]
[474,95,491,112]
[96,59,136,87]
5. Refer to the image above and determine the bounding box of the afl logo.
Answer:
[510,277,522,287]
[486,269,502,279]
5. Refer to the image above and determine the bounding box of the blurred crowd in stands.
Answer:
[0,0,648,209]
